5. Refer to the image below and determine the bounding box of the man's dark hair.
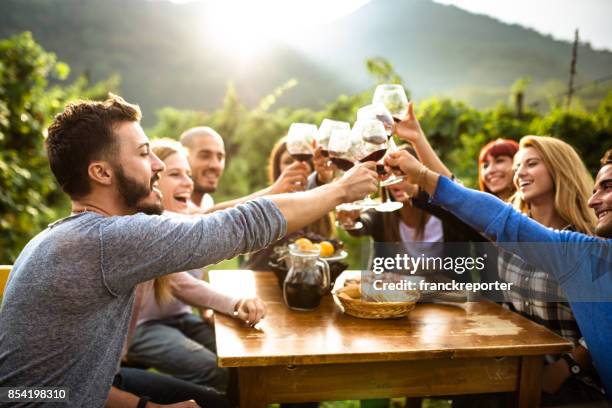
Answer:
[602,149,612,166]
[46,94,141,198]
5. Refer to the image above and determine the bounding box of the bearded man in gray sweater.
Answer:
[0,95,378,407]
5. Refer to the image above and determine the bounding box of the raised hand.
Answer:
[395,101,425,144]
[383,150,424,185]
[312,146,334,185]
[335,162,379,203]
[269,161,311,194]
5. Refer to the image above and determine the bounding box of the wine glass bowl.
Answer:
[317,119,350,157]
[328,128,355,172]
[352,119,388,163]
[287,123,317,161]
[357,103,394,137]
[372,84,409,122]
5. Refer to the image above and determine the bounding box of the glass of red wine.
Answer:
[317,119,350,158]
[357,103,394,138]
[372,84,409,123]
[352,119,388,208]
[287,123,317,162]
[327,128,355,172]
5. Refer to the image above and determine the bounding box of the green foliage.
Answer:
[366,57,404,88]
[0,32,65,263]
[0,32,118,263]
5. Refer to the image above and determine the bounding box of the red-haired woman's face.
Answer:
[481,154,514,197]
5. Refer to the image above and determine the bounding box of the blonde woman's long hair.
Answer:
[511,135,596,235]
[149,138,189,305]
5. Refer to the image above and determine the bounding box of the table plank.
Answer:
[257,357,520,402]
[210,270,572,368]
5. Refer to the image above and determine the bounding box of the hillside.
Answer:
[1,0,611,123]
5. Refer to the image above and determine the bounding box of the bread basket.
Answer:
[334,284,419,319]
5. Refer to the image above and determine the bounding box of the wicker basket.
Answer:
[334,286,419,319]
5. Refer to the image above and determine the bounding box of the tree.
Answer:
[0,32,118,263]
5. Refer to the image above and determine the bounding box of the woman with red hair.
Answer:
[478,139,519,200]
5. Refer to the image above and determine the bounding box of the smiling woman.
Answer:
[151,138,194,213]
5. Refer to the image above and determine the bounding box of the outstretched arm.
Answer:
[196,161,312,213]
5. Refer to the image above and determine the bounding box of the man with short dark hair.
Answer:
[0,95,378,407]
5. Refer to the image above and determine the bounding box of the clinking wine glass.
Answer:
[353,119,388,208]
[317,119,350,158]
[375,187,403,212]
[372,84,409,123]
[357,103,394,138]
[327,128,355,172]
[287,123,317,162]
[380,137,407,188]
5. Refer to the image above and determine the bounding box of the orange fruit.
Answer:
[319,241,335,257]
[295,237,315,251]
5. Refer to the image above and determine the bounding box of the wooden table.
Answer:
[210,270,572,408]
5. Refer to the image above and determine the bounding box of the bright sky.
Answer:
[172,0,612,58]
[198,0,370,60]
[433,0,612,51]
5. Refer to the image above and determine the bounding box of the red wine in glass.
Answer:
[359,148,387,163]
[376,163,386,175]
[330,156,354,171]
[291,153,313,162]
[363,134,387,145]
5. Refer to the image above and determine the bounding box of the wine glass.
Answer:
[327,128,355,172]
[357,103,394,138]
[287,123,317,162]
[335,203,363,231]
[372,84,409,122]
[317,119,350,157]
[352,119,388,208]
[380,138,407,188]
[375,187,403,212]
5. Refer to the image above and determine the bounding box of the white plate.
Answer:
[321,250,348,262]
[334,220,363,231]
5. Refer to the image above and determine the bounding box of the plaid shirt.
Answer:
[498,245,581,344]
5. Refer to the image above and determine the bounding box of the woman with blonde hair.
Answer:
[491,135,602,405]
[511,135,596,234]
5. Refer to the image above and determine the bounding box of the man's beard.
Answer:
[193,183,216,195]
[115,165,163,215]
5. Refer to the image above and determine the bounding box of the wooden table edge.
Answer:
[219,341,572,368]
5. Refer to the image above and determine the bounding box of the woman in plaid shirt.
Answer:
[501,136,595,346]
